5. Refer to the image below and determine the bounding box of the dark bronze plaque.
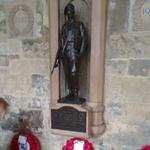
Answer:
[51,106,86,132]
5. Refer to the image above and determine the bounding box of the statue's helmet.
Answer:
[64,3,75,16]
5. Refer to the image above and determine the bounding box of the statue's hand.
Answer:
[60,50,64,58]
[54,59,59,68]
[76,51,82,57]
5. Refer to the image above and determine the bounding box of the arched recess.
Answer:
[59,0,91,100]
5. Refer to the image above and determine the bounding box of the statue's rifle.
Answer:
[51,37,69,74]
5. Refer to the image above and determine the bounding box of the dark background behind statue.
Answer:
[59,0,91,101]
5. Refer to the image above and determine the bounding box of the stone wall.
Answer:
[0,0,50,149]
[0,0,150,150]
[103,0,150,149]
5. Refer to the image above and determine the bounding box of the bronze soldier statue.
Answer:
[52,3,87,104]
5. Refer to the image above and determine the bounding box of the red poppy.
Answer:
[62,137,94,150]
[10,129,40,150]
[140,145,150,150]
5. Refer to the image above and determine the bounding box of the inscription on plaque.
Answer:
[51,106,86,132]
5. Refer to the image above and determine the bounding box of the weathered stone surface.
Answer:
[122,146,140,150]
[104,75,150,148]
[0,129,13,150]
[121,103,150,124]
[0,109,43,133]
[132,0,150,31]
[29,97,41,108]
[106,60,127,75]
[0,55,9,66]
[0,55,20,68]
[0,0,50,149]
[22,39,49,58]
[3,75,19,94]
[1,112,19,131]
[4,95,16,105]
[0,76,4,93]
[10,59,49,75]
[32,74,49,97]
[105,102,150,134]
[0,39,22,55]
[0,0,149,149]
[93,144,113,150]
[7,0,36,38]
[0,5,7,35]
[17,77,32,95]
[8,54,19,60]
[107,0,130,35]
[19,110,43,132]
[128,59,150,76]
[103,121,150,147]
[3,75,31,95]
[107,103,122,118]
[108,33,150,58]
[0,0,18,3]
[105,76,150,104]
[36,0,49,37]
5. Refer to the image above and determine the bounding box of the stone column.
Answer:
[49,0,59,105]
[88,0,107,136]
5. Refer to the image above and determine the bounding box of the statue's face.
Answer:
[66,9,74,20]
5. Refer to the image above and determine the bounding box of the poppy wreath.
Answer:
[140,145,150,150]
[62,137,94,150]
[10,129,40,150]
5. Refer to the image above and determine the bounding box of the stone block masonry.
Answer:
[0,0,50,149]
[0,0,149,149]
[104,0,150,148]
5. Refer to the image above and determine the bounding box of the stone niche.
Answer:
[59,0,91,99]
[49,0,107,137]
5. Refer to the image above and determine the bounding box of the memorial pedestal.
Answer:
[49,0,107,137]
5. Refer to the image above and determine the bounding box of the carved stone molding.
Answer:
[6,0,36,38]
[8,4,34,37]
